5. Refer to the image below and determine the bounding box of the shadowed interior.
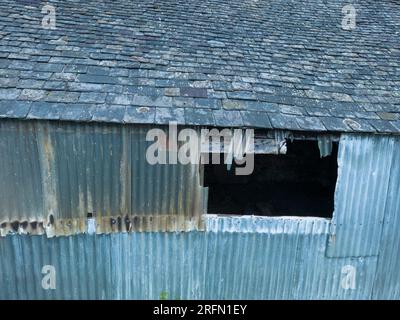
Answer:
[204,140,338,218]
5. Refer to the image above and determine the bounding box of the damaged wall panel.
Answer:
[1,130,400,299]
[372,138,400,299]
[0,120,207,236]
[0,216,383,300]
[327,134,396,257]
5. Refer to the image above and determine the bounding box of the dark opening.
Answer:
[204,139,338,218]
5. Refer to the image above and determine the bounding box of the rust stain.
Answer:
[0,214,206,237]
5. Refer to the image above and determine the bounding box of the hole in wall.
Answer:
[204,139,338,218]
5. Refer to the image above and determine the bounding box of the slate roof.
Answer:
[0,0,399,133]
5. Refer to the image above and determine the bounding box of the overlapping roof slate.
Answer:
[0,0,399,133]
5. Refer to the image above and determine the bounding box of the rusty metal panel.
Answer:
[0,121,44,229]
[0,120,206,236]
[326,134,395,257]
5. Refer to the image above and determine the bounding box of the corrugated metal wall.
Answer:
[0,120,207,236]
[0,217,379,300]
[327,134,396,257]
[0,127,399,299]
[372,138,400,299]
[0,121,44,225]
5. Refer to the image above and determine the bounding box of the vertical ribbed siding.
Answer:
[0,215,385,300]
[295,240,378,299]
[48,122,206,233]
[1,127,400,299]
[0,120,206,235]
[204,218,305,299]
[0,121,44,225]
[373,138,400,299]
[327,134,395,257]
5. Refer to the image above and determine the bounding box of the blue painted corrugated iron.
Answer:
[0,215,395,299]
[0,120,399,299]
